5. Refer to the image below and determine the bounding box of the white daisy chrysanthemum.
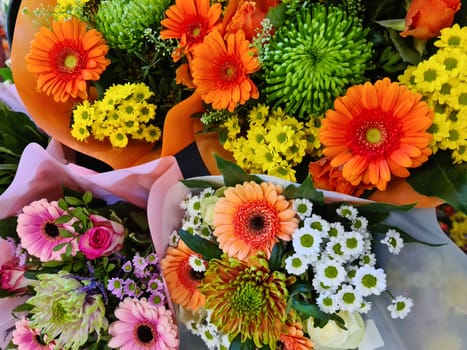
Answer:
[325,237,348,262]
[359,252,376,266]
[180,192,193,210]
[354,265,387,296]
[182,215,200,233]
[381,229,404,255]
[292,227,323,257]
[285,254,309,275]
[198,323,221,349]
[186,195,203,217]
[359,300,372,314]
[325,222,346,238]
[312,277,337,294]
[188,255,206,272]
[197,224,214,240]
[346,265,359,283]
[316,292,339,313]
[184,319,201,335]
[169,230,180,247]
[341,231,365,258]
[350,216,368,232]
[336,204,358,221]
[199,187,216,199]
[293,198,313,219]
[314,259,347,287]
[303,214,330,233]
[335,284,363,312]
[387,296,413,319]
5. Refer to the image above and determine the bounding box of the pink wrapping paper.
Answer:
[0,142,183,348]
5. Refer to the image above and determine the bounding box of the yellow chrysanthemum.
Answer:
[412,58,449,94]
[450,84,467,110]
[434,48,466,79]
[434,24,467,51]
[70,82,160,147]
[221,104,314,182]
[54,0,89,20]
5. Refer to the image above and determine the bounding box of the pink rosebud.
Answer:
[78,214,125,259]
[0,239,28,294]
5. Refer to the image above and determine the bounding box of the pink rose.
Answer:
[78,214,125,260]
[0,239,28,294]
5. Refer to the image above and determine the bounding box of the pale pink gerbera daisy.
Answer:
[12,317,56,350]
[108,297,178,350]
[16,199,78,262]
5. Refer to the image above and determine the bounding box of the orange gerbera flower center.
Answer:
[51,43,85,75]
[348,110,402,161]
[186,17,209,43]
[218,56,244,85]
[234,200,280,247]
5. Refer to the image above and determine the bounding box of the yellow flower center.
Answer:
[64,54,78,69]
[191,26,201,37]
[366,127,382,144]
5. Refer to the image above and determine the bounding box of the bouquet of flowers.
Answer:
[0,190,178,350]
[150,0,466,211]
[155,156,432,350]
[0,139,184,349]
[8,0,466,208]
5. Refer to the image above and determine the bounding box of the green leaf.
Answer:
[282,175,324,202]
[12,303,34,313]
[0,216,18,239]
[407,151,467,213]
[371,223,446,247]
[267,2,286,28]
[0,68,13,82]
[53,242,68,251]
[82,191,93,204]
[65,196,84,206]
[355,202,415,224]
[214,154,262,187]
[180,179,220,189]
[268,243,285,271]
[388,28,421,65]
[55,215,73,224]
[57,198,69,210]
[59,228,75,238]
[292,298,327,319]
[229,335,257,350]
[178,230,223,261]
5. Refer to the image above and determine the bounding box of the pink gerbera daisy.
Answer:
[108,297,178,350]
[16,199,78,262]
[12,318,56,350]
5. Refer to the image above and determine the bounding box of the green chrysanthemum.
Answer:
[28,271,108,350]
[199,254,291,349]
[261,3,373,118]
[95,0,170,53]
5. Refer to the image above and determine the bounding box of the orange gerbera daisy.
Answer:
[192,30,260,112]
[319,78,433,191]
[26,18,110,103]
[279,316,314,350]
[160,0,222,55]
[160,240,206,311]
[213,181,298,261]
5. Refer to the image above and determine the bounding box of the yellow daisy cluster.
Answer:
[221,104,320,182]
[71,83,161,148]
[449,211,467,252]
[54,0,89,20]
[398,24,467,164]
